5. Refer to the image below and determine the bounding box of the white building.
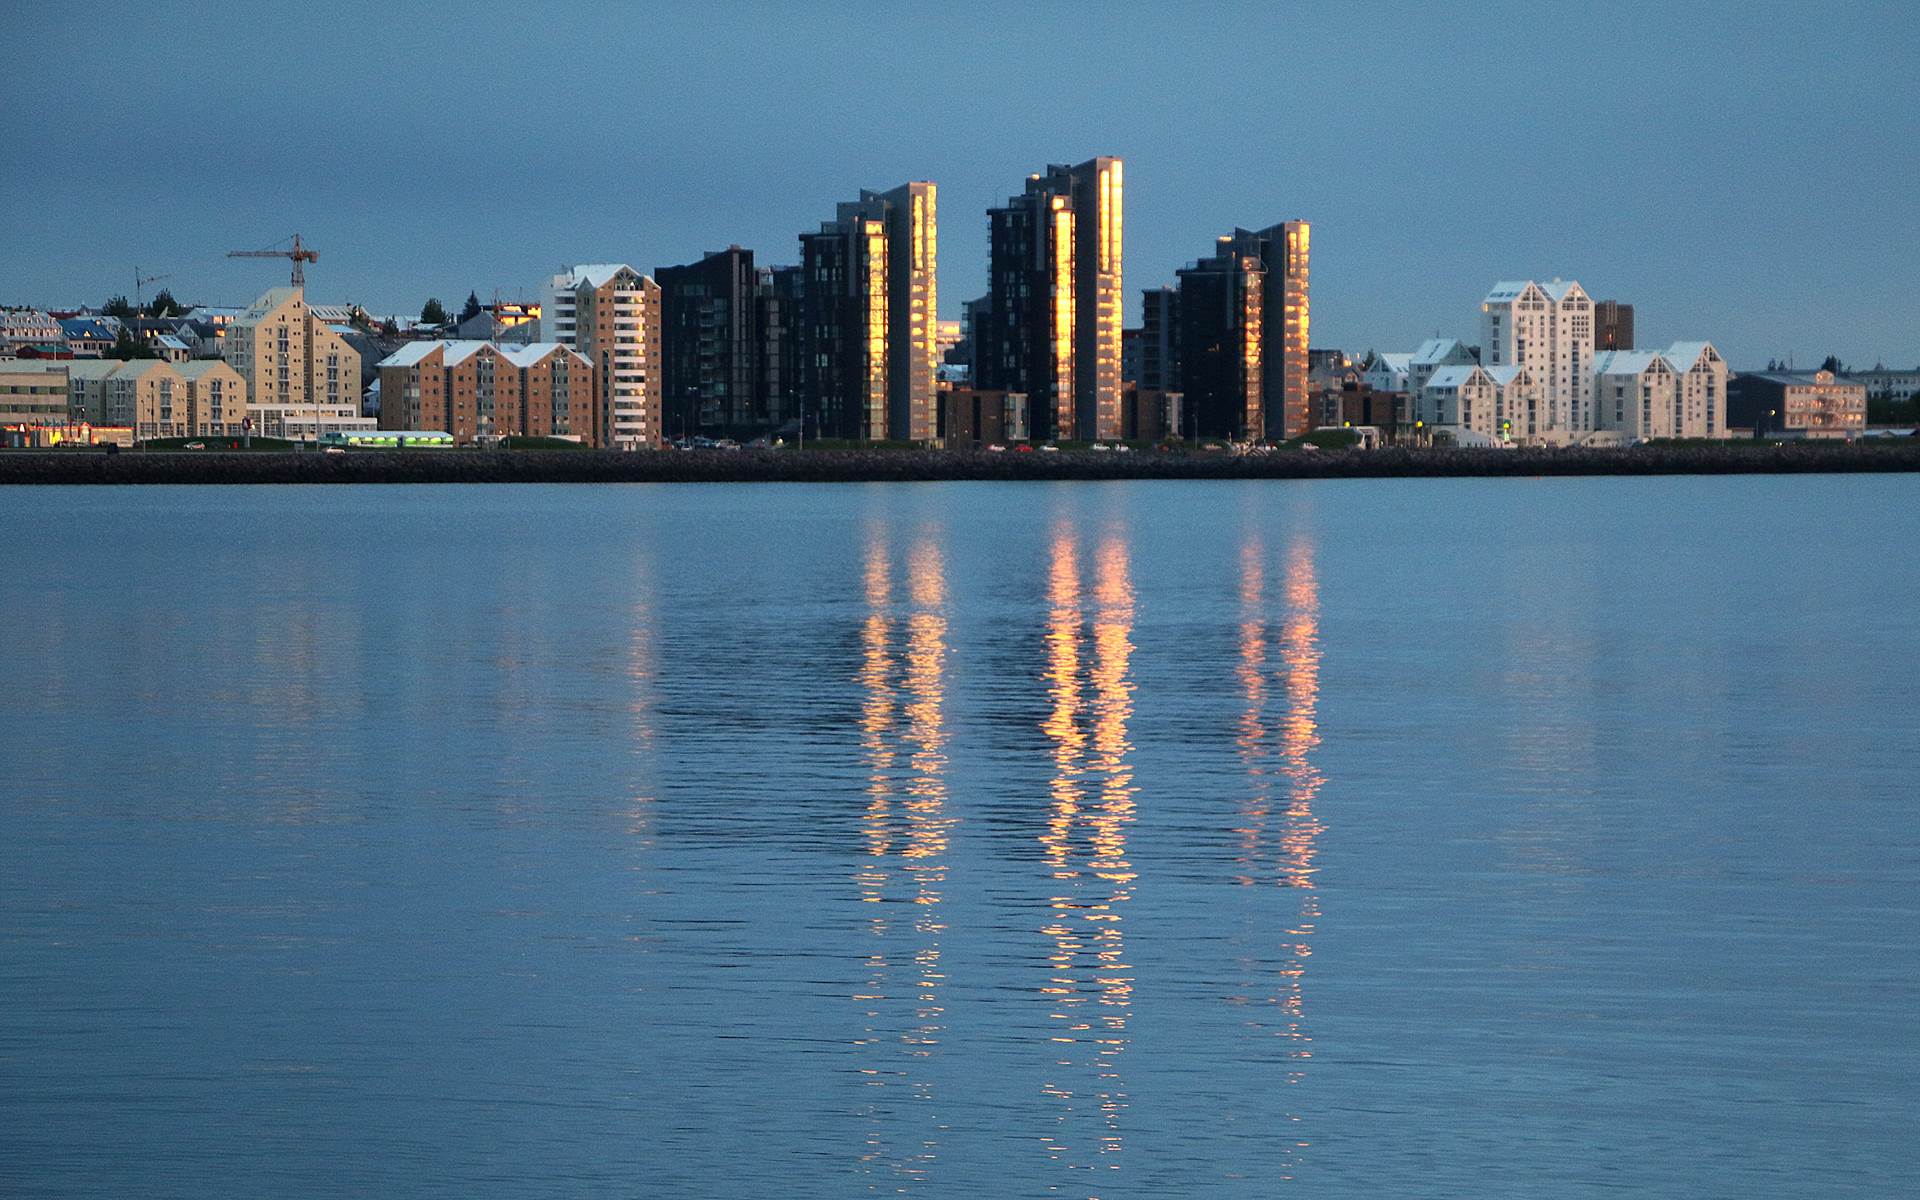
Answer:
[1662,342,1728,439]
[0,308,63,355]
[1416,364,1497,436]
[1849,366,1920,403]
[1481,279,1593,437]
[1364,352,1412,394]
[541,263,661,449]
[1407,337,1476,403]
[1485,364,1545,441]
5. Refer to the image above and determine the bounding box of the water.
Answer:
[1,477,1915,1197]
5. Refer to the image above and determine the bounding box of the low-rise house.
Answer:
[0,308,63,355]
[1727,370,1866,438]
[58,317,120,358]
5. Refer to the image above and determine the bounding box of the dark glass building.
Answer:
[656,245,761,436]
[1176,242,1265,439]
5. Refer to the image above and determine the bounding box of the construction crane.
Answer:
[227,233,318,287]
[134,268,171,314]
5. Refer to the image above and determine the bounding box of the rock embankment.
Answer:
[3,442,1917,485]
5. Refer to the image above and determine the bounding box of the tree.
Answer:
[145,288,182,318]
[1819,354,1845,376]
[349,305,374,332]
[420,297,448,325]
[103,295,135,318]
[111,327,156,360]
[459,291,482,323]
[380,317,400,339]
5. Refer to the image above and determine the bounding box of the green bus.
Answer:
[319,430,456,450]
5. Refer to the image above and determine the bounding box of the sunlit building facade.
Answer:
[980,157,1123,441]
[1176,241,1265,439]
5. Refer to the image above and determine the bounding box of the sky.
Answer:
[2,0,1915,369]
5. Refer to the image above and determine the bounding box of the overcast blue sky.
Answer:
[2,0,1915,367]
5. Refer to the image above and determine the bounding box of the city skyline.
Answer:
[2,3,1916,369]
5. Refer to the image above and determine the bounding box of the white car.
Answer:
[986,443,1006,453]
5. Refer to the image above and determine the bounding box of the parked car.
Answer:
[183,441,205,450]
[1040,443,1060,453]
[986,443,1006,453]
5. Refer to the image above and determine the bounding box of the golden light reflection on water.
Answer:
[626,555,660,850]
[1038,523,1137,1178]
[853,524,952,1188]
[1231,529,1324,1178]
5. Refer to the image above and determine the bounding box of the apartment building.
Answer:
[376,340,596,444]
[0,363,70,442]
[222,286,367,439]
[1481,279,1594,435]
[796,182,939,442]
[175,359,249,436]
[979,157,1123,442]
[542,264,660,448]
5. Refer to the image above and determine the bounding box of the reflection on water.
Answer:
[1038,522,1138,1180]
[852,524,952,1188]
[6,481,1912,1198]
[1232,530,1324,1178]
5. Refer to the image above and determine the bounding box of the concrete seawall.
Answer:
[3,443,1918,485]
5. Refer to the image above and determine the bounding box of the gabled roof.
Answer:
[379,340,588,370]
[1372,353,1413,373]
[1484,364,1530,386]
[496,342,587,368]
[1424,365,1487,390]
[59,317,119,339]
[1661,341,1718,371]
[1593,350,1668,377]
[64,359,126,381]
[1483,280,1537,303]
[1539,279,1588,303]
[378,341,447,369]
[558,263,637,289]
[238,287,302,320]
[1412,337,1470,365]
[175,360,237,380]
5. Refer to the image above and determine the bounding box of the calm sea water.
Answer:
[1,477,1915,1197]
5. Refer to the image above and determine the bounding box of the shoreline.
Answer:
[2,442,1917,485]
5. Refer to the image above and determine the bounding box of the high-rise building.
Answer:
[1176,240,1265,439]
[798,183,938,442]
[222,286,365,440]
[656,246,761,436]
[1226,222,1311,439]
[1480,279,1593,433]
[1137,286,1179,392]
[542,264,661,449]
[755,264,804,431]
[1170,223,1310,440]
[980,157,1123,441]
[1594,299,1634,351]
